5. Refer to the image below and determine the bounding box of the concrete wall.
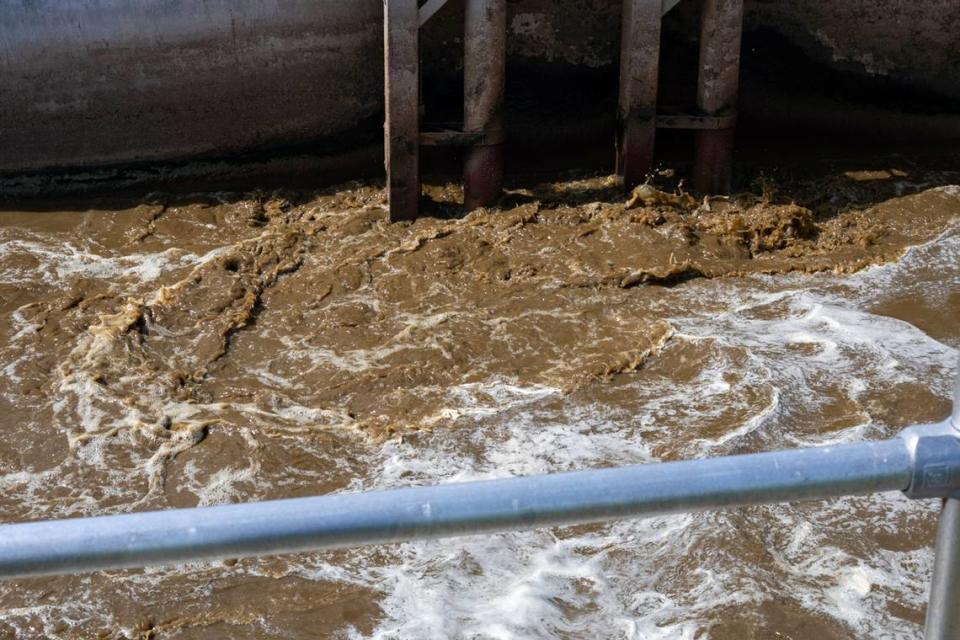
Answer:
[0,1,382,173]
[746,0,960,102]
[503,0,960,101]
[0,0,957,180]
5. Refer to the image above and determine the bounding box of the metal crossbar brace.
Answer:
[418,0,449,27]
[420,122,505,148]
[657,111,737,130]
[662,0,683,14]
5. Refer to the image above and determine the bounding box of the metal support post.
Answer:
[954,365,960,429]
[384,0,421,221]
[693,0,743,194]
[925,498,960,639]
[418,0,449,27]
[463,0,506,210]
[924,365,960,639]
[617,0,662,190]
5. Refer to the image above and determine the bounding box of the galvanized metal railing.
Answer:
[1,370,959,638]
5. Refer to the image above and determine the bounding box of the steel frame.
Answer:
[384,0,505,221]
[617,0,743,192]
[389,0,744,219]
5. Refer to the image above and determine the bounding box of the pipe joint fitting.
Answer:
[900,419,960,499]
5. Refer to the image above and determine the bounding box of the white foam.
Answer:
[2,199,958,637]
[345,225,959,639]
[0,239,205,286]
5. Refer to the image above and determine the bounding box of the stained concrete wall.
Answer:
[0,1,383,173]
[746,0,960,102]
[505,0,960,100]
[0,0,958,181]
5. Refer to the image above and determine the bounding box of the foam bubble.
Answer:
[346,227,958,639]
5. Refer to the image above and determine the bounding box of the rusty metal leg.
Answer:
[617,0,661,191]
[693,0,743,194]
[385,0,421,221]
[463,0,506,211]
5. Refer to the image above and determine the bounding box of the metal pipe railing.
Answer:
[0,439,912,579]
[0,369,957,638]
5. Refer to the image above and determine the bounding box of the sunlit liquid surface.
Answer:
[0,171,957,639]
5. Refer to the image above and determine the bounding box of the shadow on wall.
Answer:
[0,0,958,197]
